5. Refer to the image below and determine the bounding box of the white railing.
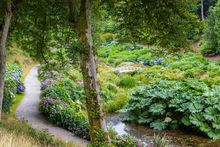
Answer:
[115,66,141,74]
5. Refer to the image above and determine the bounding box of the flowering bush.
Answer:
[41,78,84,102]
[39,75,90,139]
[41,78,59,90]
[16,81,25,94]
[3,63,25,112]
[39,97,90,140]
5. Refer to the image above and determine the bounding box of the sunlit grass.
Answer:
[1,115,75,147]
[11,93,24,113]
[0,128,41,147]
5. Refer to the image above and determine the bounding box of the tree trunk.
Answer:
[201,0,204,20]
[0,0,13,120]
[77,0,110,145]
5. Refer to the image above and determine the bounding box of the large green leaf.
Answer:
[149,103,166,115]
[188,101,203,113]
[189,114,203,127]
[150,120,167,131]
[181,116,191,126]
[203,107,218,121]
[138,117,152,124]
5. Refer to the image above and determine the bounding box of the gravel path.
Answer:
[16,66,88,147]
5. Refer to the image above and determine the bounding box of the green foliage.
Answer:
[3,63,25,113]
[100,82,118,101]
[98,44,182,67]
[98,44,151,65]
[40,76,90,139]
[119,75,136,88]
[105,0,199,48]
[201,0,220,56]
[108,128,138,147]
[41,86,70,99]
[127,80,220,139]
[170,54,208,71]
[2,115,75,147]
[11,0,78,64]
[104,93,128,113]
[3,78,16,113]
[153,134,169,147]
[39,98,90,140]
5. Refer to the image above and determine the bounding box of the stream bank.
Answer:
[107,113,220,147]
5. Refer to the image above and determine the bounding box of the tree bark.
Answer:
[76,0,110,145]
[0,0,12,120]
[201,0,204,20]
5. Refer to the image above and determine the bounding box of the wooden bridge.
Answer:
[114,66,141,74]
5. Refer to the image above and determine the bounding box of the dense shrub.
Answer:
[38,63,92,140]
[98,44,181,68]
[41,78,84,102]
[39,98,90,140]
[40,78,60,90]
[3,63,25,112]
[98,45,153,65]
[104,93,128,113]
[170,54,208,71]
[3,77,17,112]
[119,75,136,88]
[201,0,220,56]
[143,58,163,66]
[127,80,220,139]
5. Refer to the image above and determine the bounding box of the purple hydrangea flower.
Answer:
[41,98,67,108]
[75,81,84,86]
[41,78,61,90]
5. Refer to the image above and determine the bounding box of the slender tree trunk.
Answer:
[201,0,204,20]
[77,0,110,145]
[0,0,13,120]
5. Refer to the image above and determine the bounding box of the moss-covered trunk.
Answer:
[77,0,110,145]
[0,0,12,120]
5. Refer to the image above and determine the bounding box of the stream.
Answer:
[107,113,220,147]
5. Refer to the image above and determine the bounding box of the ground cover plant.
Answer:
[127,79,220,139]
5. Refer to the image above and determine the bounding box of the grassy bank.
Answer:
[1,115,75,147]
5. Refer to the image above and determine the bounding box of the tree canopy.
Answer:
[103,0,199,48]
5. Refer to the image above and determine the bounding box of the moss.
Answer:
[89,127,109,147]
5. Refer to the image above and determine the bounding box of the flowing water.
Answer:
[107,113,220,147]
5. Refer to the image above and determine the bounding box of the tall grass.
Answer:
[1,115,75,147]
[0,128,41,147]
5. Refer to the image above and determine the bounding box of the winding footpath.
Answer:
[16,66,88,147]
